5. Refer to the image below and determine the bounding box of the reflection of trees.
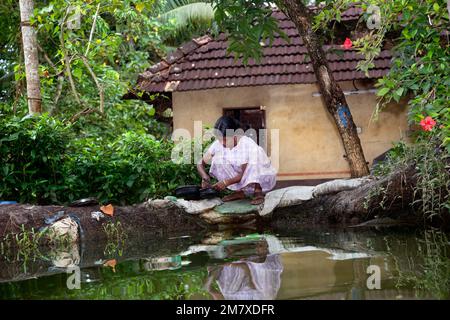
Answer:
[389,231,449,299]
[64,267,210,300]
[0,262,210,300]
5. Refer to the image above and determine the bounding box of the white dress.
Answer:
[215,254,283,300]
[206,136,277,194]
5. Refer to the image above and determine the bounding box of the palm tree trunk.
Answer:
[19,0,41,114]
[280,0,369,177]
[448,0,450,19]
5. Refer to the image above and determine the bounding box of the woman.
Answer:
[197,116,277,205]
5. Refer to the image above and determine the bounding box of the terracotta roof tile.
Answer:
[136,7,391,93]
[179,40,199,54]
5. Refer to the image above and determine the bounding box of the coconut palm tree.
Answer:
[158,0,215,46]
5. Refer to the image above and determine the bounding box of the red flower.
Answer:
[343,38,353,50]
[420,116,436,131]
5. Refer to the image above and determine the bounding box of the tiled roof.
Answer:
[136,7,392,93]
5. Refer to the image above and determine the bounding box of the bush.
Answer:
[0,115,199,205]
[0,114,69,203]
[64,132,199,205]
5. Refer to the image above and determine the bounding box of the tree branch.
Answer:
[60,6,82,106]
[0,72,14,83]
[68,107,101,123]
[37,43,65,110]
[51,75,65,114]
[79,54,104,114]
[85,3,101,57]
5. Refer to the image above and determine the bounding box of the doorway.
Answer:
[223,107,266,148]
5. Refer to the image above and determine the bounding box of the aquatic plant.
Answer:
[0,225,45,262]
[0,224,74,264]
[103,221,127,256]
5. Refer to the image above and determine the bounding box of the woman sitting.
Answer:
[197,116,277,205]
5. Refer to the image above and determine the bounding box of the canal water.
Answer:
[0,228,448,299]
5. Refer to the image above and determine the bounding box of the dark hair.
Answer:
[214,116,240,137]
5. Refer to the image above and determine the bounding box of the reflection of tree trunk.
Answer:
[0,234,199,284]
[279,0,369,177]
[19,0,41,114]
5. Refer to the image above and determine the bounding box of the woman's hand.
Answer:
[197,154,212,189]
[201,178,212,189]
[213,180,228,191]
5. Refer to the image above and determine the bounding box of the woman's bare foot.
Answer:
[250,193,265,205]
[250,183,265,205]
[222,191,246,202]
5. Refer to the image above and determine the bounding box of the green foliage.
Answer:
[62,267,209,299]
[159,0,215,46]
[64,131,199,204]
[1,0,177,119]
[372,136,450,221]
[0,114,70,204]
[212,0,288,63]
[0,1,210,205]
[0,115,198,205]
[0,0,20,102]
[68,97,168,140]
[373,0,449,151]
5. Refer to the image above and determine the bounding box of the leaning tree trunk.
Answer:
[0,200,207,243]
[280,0,369,177]
[268,163,429,230]
[19,0,41,114]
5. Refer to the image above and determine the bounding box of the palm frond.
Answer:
[160,1,214,29]
[159,0,214,46]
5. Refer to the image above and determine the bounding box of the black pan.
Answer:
[199,187,219,199]
[174,185,201,200]
[175,185,220,200]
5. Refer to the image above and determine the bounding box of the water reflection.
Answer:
[0,228,448,300]
[206,254,283,300]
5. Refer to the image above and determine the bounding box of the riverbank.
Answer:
[1,159,448,264]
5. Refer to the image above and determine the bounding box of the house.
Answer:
[130,7,410,185]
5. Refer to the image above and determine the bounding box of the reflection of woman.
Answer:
[197,116,277,205]
[205,254,283,300]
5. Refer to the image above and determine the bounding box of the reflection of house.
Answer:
[130,7,409,184]
[277,251,376,299]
